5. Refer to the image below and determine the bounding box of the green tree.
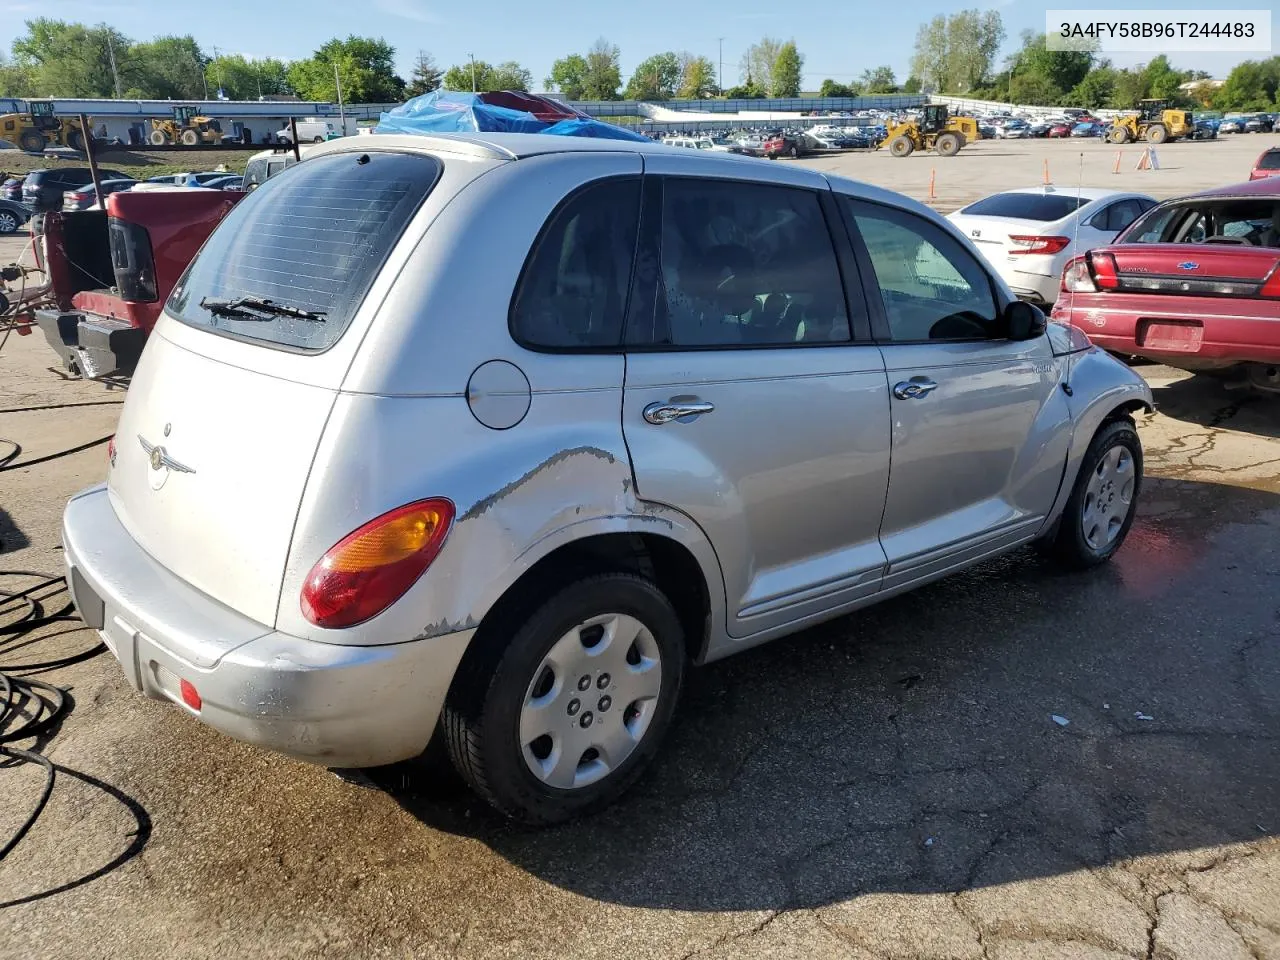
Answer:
[946,10,1004,92]
[1069,65,1117,109]
[771,41,803,97]
[132,35,206,99]
[404,50,442,98]
[0,53,38,97]
[1008,72,1062,105]
[1013,30,1094,95]
[860,66,896,93]
[1109,67,1149,109]
[910,15,949,92]
[442,59,530,92]
[818,79,860,97]
[625,52,681,100]
[1214,58,1280,111]
[1143,55,1185,102]
[582,38,622,99]
[206,54,290,100]
[902,75,922,94]
[723,82,765,99]
[12,19,135,98]
[287,36,404,102]
[740,37,782,94]
[677,53,718,98]
[492,61,532,91]
[546,53,589,100]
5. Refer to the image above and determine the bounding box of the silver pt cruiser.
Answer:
[63,133,1152,823]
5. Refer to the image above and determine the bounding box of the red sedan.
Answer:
[1050,178,1280,395]
[1047,123,1073,138]
[1251,147,1280,180]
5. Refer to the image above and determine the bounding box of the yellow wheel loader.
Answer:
[880,104,980,158]
[0,100,87,153]
[149,106,224,147]
[1106,99,1192,145]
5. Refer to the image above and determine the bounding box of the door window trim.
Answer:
[621,174,874,352]
[506,174,643,355]
[838,194,1011,346]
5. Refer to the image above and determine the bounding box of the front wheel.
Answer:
[1049,419,1142,569]
[0,210,20,234]
[18,130,45,153]
[889,135,914,158]
[148,130,169,146]
[1107,126,1129,145]
[444,573,686,824]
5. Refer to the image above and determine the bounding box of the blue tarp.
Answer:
[377,91,650,143]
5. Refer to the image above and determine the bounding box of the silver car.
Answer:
[62,133,1152,824]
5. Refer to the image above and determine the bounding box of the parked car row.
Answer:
[1219,113,1280,134]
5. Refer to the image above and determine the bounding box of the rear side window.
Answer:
[1259,150,1280,171]
[510,178,641,349]
[169,151,440,352]
[961,193,1090,221]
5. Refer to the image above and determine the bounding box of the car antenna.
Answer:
[1068,150,1086,317]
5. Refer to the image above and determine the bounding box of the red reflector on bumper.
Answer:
[180,678,202,711]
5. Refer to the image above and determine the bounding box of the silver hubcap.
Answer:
[519,613,662,790]
[1082,444,1135,551]
[0,213,16,232]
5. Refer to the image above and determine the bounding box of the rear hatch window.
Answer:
[1259,150,1280,171]
[168,150,441,352]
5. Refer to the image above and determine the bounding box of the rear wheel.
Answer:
[1107,126,1130,145]
[787,144,798,159]
[0,210,20,234]
[313,135,325,144]
[1146,123,1168,144]
[935,132,961,157]
[18,130,44,153]
[180,129,200,146]
[889,135,914,158]
[148,130,169,146]
[1049,419,1142,569]
[444,573,686,824]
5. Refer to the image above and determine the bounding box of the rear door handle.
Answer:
[643,400,715,425]
[893,378,938,400]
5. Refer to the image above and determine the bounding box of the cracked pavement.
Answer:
[1,297,1277,958]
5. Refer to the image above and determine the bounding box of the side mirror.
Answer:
[1004,300,1047,341]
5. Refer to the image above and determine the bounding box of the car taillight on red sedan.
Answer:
[1089,252,1120,290]
[1008,235,1071,255]
[1261,268,1280,299]
[301,499,455,629]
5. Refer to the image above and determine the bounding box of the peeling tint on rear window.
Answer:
[168,151,441,351]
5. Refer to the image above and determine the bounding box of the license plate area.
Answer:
[1138,319,1204,352]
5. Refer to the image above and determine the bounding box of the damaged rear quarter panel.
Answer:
[275,385,644,647]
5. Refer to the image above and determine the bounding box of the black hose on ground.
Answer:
[0,572,103,861]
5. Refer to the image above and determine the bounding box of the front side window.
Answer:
[653,178,850,347]
[848,200,1000,342]
[509,178,641,349]
[169,150,440,351]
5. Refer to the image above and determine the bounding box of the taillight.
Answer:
[1261,267,1280,299]
[301,499,455,629]
[1008,235,1071,255]
[1090,252,1120,290]
[1062,257,1096,293]
[107,435,116,467]
[107,217,158,302]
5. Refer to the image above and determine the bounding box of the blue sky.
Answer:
[2,0,1269,93]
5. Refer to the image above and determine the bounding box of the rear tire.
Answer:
[889,135,914,158]
[787,144,798,159]
[18,130,44,153]
[0,210,20,234]
[935,132,961,157]
[1146,123,1168,144]
[444,573,686,825]
[313,135,325,144]
[1049,419,1142,570]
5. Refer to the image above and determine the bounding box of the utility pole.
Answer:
[468,53,476,93]
[105,31,123,99]
[717,37,725,96]
[334,61,347,134]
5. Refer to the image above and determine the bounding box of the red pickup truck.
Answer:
[1050,178,1280,395]
[21,188,241,378]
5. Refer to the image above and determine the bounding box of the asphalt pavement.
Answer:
[0,231,1277,959]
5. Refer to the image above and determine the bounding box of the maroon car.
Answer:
[1047,123,1073,138]
[1050,178,1280,394]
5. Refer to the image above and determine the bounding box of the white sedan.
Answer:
[947,187,1158,306]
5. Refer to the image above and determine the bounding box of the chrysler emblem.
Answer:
[138,435,195,490]
[1177,261,1199,271]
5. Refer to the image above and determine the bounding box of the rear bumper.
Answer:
[62,485,472,768]
[1052,297,1280,367]
[34,310,147,378]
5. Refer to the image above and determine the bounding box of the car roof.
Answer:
[1186,178,1280,200]
[970,186,1138,202]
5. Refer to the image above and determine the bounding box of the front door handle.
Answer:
[643,400,715,425]
[893,378,939,400]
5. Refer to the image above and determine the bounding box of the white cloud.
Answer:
[372,0,436,22]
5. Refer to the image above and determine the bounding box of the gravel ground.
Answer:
[0,137,1277,960]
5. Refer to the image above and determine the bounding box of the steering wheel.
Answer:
[928,311,990,340]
